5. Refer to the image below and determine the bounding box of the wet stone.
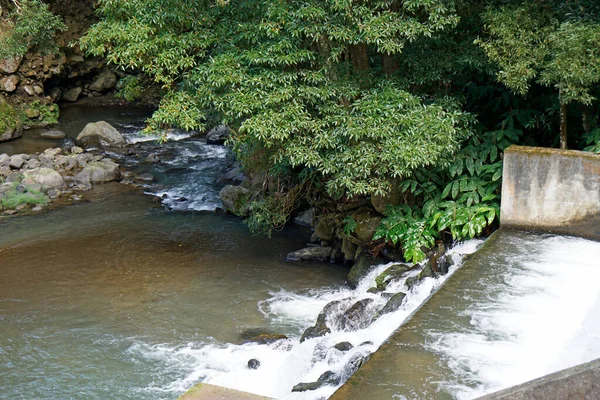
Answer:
[247,359,261,369]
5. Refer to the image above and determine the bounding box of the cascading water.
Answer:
[135,240,483,400]
[328,230,600,400]
[110,121,230,211]
[428,233,600,399]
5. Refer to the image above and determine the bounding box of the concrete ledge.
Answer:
[501,145,600,240]
[477,358,600,399]
[178,383,274,400]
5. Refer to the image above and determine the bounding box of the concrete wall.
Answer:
[178,383,274,400]
[476,358,600,400]
[501,145,600,240]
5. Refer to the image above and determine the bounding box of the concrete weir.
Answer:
[478,358,600,400]
[500,145,600,240]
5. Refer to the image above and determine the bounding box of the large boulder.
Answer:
[88,71,117,92]
[0,122,23,143]
[0,56,22,74]
[206,125,230,144]
[74,161,121,184]
[300,299,349,342]
[219,185,251,216]
[337,298,375,331]
[62,87,83,102]
[374,263,413,291]
[22,168,66,190]
[352,208,382,245]
[347,254,380,289]
[373,292,407,321]
[0,75,19,92]
[76,121,126,147]
[286,246,332,262]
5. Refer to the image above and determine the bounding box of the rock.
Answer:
[380,248,404,262]
[219,185,251,216]
[9,155,25,169]
[62,86,83,102]
[247,359,261,370]
[373,292,407,321]
[294,208,314,227]
[26,159,41,169]
[71,146,84,154]
[242,334,288,345]
[23,168,66,190]
[88,71,117,92]
[1,124,23,142]
[315,217,335,241]
[418,264,435,280]
[286,246,332,262]
[5,172,22,183]
[291,381,322,392]
[74,161,121,184]
[330,245,343,264]
[0,75,19,92]
[405,275,419,290]
[352,208,382,244]
[374,263,413,291]
[333,341,354,352]
[347,254,379,289]
[0,56,22,74]
[24,108,40,119]
[341,238,358,263]
[0,153,9,166]
[291,371,341,392]
[206,125,230,144]
[41,130,67,139]
[76,121,126,147]
[341,352,371,381]
[144,152,160,163]
[338,298,374,331]
[43,147,63,158]
[220,166,246,185]
[134,172,155,183]
[371,178,402,214]
[300,299,348,342]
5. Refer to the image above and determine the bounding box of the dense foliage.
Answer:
[0,0,66,59]
[80,0,600,261]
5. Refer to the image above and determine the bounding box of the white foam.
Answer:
[136,240,483,399]
[428,235,600,399]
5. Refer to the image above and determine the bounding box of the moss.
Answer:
[17,100,59,127]
[0,183,49,210]
[0,101,20,133]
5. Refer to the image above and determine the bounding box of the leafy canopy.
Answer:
[82,0,471,198]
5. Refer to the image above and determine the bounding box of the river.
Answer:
[1,107,599,400]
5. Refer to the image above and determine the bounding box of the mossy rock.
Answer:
[373,292,407,321]
[347,254,376,288]
[374,263,412,291]
[352,207,382,244]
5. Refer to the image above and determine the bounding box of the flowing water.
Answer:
[2,107,600,400]
[332,229,600,400]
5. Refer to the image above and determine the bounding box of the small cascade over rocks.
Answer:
[144,240,482,400]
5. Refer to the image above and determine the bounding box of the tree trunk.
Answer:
[560,102,568,150]
[381,54,399,76]
[558,87,567,149]
[350,43,369,72]
[582,105,591,133]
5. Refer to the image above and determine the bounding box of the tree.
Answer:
[478,2,600,149]
[81,0,471,202]
[0,0,66,59]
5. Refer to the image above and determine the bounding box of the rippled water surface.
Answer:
[0,107,347,399]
